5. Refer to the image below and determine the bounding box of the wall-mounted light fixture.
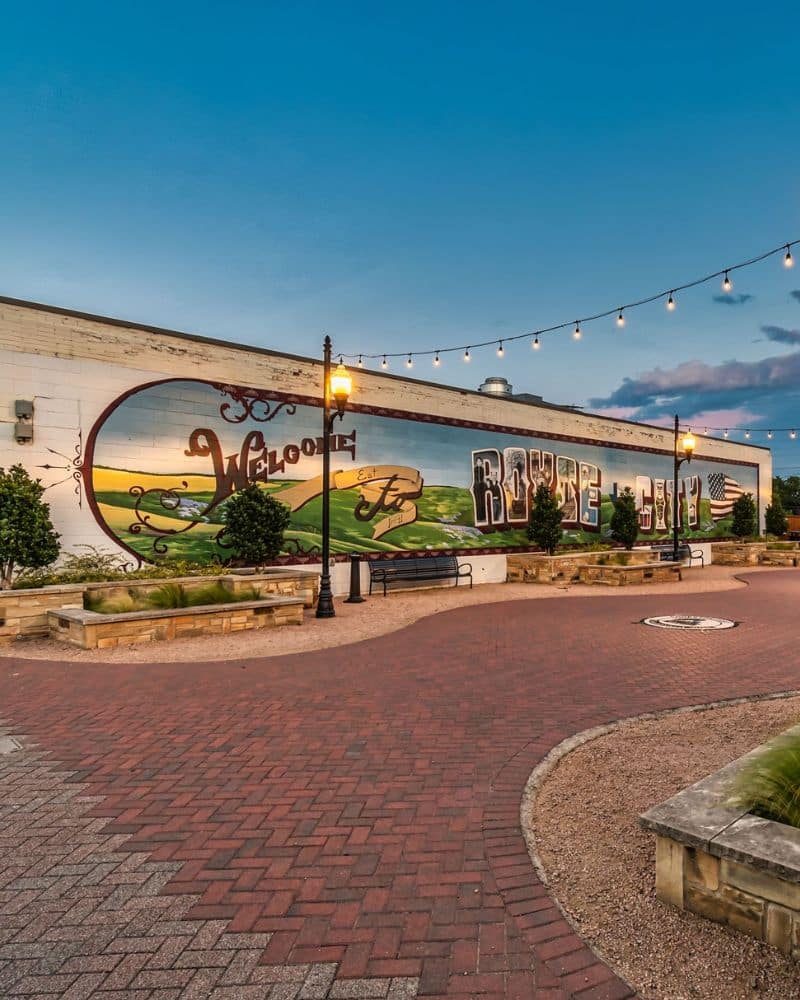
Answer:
[14,400,34,444]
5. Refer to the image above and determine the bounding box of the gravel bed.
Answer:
[529,695,800,1000]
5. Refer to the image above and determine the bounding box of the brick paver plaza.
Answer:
[1,571,798,999]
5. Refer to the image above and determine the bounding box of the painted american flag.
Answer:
[708,472,747,519]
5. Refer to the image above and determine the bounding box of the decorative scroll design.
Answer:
[127,482,228,558]
[283,538,320,556]
[37,430,84,507]
[213,383,297,425]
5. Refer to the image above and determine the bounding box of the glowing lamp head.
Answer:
[330,362,352,416]
[681,429,696,460]
[573,322,582,341]
[496,341,504,358]
[785,246,794,269]
[667,293,676,312]
[532,336,540,350]
[722,271,732,293]
[616,309,625,328]
[792,430,797,440]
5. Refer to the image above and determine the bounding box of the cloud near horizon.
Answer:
[761,325,800,345]
[712,292,754,306]
[590,350,800,411]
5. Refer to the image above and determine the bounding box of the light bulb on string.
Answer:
[768,430,773,439]
[616,309,625,328]
[433,351,441,367]
[532,336,540,351]
[667,292,676,311]
[722,271,732,293]
[406,354,413,369]
[785,245,794,268]
[357,355,364,368]
[792,430,797,440]
[381,355,388,370]
[724,429,729,438]
[573,321,582,341]
[497,340,504,358]
[464,347,471,363]
[745,430,751,439]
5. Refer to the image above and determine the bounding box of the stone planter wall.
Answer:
[577,562,681,586]
[641,727,800,957]
[506,550,653,584]
[709,542,768,565]
[760,548,800,567]
[0,569,318,643]
[49,596,305,650]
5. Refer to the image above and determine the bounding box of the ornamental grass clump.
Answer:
[727,729,800,829]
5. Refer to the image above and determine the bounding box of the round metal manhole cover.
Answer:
[641,615,737,631]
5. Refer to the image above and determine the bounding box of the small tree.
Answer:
[527,484,563,555]
[223,484,291,564]
[731,492,757,538]
[609,487,639,550]
[0,465,60,589]
[765,492,788,537]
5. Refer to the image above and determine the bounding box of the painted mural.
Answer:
[85,379,760,564]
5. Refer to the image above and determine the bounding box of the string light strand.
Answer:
[340,237,800,362]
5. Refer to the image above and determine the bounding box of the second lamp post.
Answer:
[672,414,696,561]
[316,336,352,618]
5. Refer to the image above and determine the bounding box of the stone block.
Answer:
[722,858,800,910]
[766,903,795,954]
[685,847,720,891]
[655,835,685,907]
[685,882,765,939]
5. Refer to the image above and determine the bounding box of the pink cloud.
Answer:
[681,408,763,431]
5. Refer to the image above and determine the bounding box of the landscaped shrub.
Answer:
[765,494,789,537]
[609,487,639,550]
[527,484,563,555]
[731,493,757,538]
[224,484,291,564]
[727,729,800,829]
[0,465,61,589]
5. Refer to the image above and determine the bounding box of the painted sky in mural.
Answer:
[87,379,760,563]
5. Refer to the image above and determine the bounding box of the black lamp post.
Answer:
[672,414,696,561]
[316,336,351,618]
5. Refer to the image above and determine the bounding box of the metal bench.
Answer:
[650,543,705,567]
[368,555,473,596]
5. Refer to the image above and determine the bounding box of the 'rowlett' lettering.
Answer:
[185,427,357,507]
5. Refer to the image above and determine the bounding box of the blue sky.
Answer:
[2,2,799,471]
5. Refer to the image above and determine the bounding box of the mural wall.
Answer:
[85,378,761,563]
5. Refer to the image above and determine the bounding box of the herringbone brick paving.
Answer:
[1,571,797,998]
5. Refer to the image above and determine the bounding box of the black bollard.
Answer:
[344,552,365,603]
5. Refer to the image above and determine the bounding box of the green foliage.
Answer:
[0,465,60,589]
[765,492,789,537]
[727,729,800,829]
[767,541,798,551]
[148,583,190,609]
[15,545,225,589]
[224,484,291,564]
[773,475,800,514]
[731,492,757,538]
[526,484,563,555]
[609,487,639,550]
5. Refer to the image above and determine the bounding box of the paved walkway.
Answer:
[1,570,799,999]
